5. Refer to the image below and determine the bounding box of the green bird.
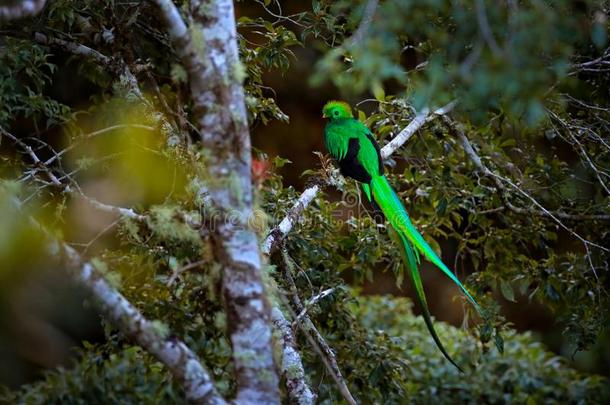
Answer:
[322,100,482,371]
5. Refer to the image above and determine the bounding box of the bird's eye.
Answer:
[333,110,339,116]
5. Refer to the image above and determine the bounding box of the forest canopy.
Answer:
[0,0,609,403]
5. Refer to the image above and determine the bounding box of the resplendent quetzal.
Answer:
[322,100,482,371]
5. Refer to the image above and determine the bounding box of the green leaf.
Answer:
[273,156,291,168]
[170,64,187,84]
[500,279,516,302]
[436,198,447,216]
[358,109,366,123]
[494,331,504,354]
[371,80,385,101]
[480,321,493,343]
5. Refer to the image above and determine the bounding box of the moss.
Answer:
[195,1,215,20]
[248,207,268,235]
[231,60,247,84]
[146,205,201,249]
[92,257,122,289]
[213,311,226,330]
[150,320,170,340]
[121,218,142,244]
[257,368,276,385]
[189,23,206,61]
[233,349,257,364]
[111,73,140,103]
[229,108,248,128]
[285,364,303,380]
[227,172,243,208]
[170,64,188,84]
[187,176,208,207]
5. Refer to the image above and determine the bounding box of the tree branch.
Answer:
[1,125,151,223]
[546,108,610,195]
[381,108,430,159]
[33,32,111,64]
[31,32,144,100]
[382,101,457,159]
[6,196,227,404]
[277,251,357,405]
[71,260,227,404]
[442,116,610,222]
[271,307,315,405]
[262,185,320,255]
[0,125,62,186]
[5,125,234,402]
[74,192,147,221]
[153,1,280,402]
[293,288,335,325]
[442,116,608,279]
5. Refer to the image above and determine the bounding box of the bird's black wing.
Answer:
[338,138,373,183]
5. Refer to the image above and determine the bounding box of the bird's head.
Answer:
[322,100,353,120]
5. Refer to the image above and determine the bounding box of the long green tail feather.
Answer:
[369,175,484,371]
[388,227,464,372]
[370,176,483,315]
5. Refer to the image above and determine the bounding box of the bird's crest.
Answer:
[323,100,353,118]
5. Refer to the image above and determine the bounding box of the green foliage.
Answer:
[345,296,609,404]
[145,205,202,251]
[238,17,297,124]
[1,345,188,405]
[0,39,71,127]
[308,0,607,122]
[3,296,607,404]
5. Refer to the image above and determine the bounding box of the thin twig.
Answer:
[18,124,155,183]
[546,109,610,195]
[0,125,62,186]
[33,32,110,64]
[278,250,357,405]
[75,217,122,255]
[443,116,608,279]
[167,259,207,285]
[271,307,316,405]
[2,126,150,223]
[75,192,147,221]
[294,288,335,325]
[31,33,145,100]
